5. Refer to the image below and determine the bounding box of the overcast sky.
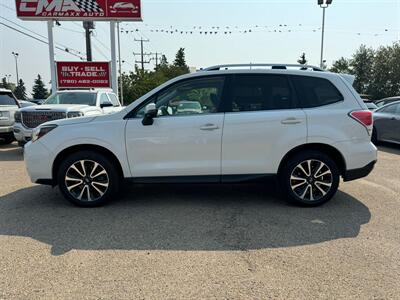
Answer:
[1,0,399,95]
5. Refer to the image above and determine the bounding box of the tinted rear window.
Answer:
[0,93,18,106]
[226,74,296,112]
[292,76,343,108]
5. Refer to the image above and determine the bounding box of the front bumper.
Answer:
[0,126,13,134]
[13,123,33,144]
[343,160,377,182]
[24,140,53,184]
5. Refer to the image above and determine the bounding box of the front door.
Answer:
[125,76,226,178]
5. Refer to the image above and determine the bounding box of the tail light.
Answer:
[349,110,373,135]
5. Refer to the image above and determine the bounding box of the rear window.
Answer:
[0,92,18,106]
[292,76,343,108]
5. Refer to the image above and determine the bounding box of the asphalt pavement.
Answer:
[0,142,399,299]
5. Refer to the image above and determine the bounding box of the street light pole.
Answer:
[12,52,19,83]
[318,0,333,69]
[320,6,326,69]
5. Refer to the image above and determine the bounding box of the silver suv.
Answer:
[0,89,19,144]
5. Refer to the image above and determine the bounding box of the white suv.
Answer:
[24,64,377,207]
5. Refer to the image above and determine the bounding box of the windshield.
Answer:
[0,92,18,106]
[179,102,201,109]
[44,92,97,106]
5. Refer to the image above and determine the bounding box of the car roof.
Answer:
[56,89,113,94]
[175,68,346,83]
[0,88,13,93]
[376,100,400,110]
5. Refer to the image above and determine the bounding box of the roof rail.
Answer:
[202,64,324,72]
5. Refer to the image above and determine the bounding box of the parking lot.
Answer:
[0,143,399,299]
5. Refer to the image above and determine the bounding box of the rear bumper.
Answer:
[343,160,376,182]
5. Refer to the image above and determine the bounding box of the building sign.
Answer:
[15,0,142,21]
[56,61,111,89]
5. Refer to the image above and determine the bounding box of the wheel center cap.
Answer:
[84,177,91,184]
[308,177,314,184]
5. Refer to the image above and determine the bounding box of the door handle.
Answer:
[281,118,302,125]
[200,123,219,131]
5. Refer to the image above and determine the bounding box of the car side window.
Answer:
[292,76,344,108]
[107,94,120,107]
[134,77,225,118]
[225,74,296,112]
[380,103,400,114]
[100,94,112,105]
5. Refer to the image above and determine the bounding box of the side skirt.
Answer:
[127,174,276,184]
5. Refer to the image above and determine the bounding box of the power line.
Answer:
[0,16,86,58]
[0,22,85,60]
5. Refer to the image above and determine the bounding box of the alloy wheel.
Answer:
[290,159,333,202]
[65,160,109,202]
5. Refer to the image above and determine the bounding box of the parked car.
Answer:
[365,102,378,111]
[372,101,400,145]
[14,90,122,146]
[0,89,19,144]
[24,64,377,207]
[177,101,203,114]
[375,96,400,108]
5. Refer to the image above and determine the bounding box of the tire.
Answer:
[371,127,379,145]
[0,133,15,145]
[279,151,340,207]
[57,151,120,207]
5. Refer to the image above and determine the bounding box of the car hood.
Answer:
[20,104,90,112]
[43,115,97,127]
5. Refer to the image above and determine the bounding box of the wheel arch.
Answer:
[52,144,124,184]
[278,143,347,176]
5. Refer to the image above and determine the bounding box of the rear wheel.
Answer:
[280,151,340,206]
[57,151,120,207]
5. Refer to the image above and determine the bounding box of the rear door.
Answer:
[221,74,307,176]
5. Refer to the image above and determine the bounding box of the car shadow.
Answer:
[0,183,371,255]
[0,142,23,161]
[377,142,400,155]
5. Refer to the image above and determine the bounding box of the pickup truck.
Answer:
[14,90,122,146]
[0,89,20,144]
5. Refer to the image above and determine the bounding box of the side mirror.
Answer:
[142,103,158,126]
[100,102,114,108]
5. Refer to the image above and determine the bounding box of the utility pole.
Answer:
[133,38,151,72]
[151,52,163,68]
[11,52,19,83]
[83,21,95,61]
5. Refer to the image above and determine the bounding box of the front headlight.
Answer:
[14,111,22,123]
[0,111,10,120]
[67,111,84,118]
[32,124,58,142]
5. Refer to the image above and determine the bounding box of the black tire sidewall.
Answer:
[57,151,120,207]
[280,151,340,207]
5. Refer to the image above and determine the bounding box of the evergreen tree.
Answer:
[350,45,375,94]
[14,79,27,100]
[174,48,189,70]
[1,77,11,90]
[297,53,307,65]
[32,74,48,99]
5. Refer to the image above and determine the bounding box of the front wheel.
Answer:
[280,151,340,207]
[57,151,120,207]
